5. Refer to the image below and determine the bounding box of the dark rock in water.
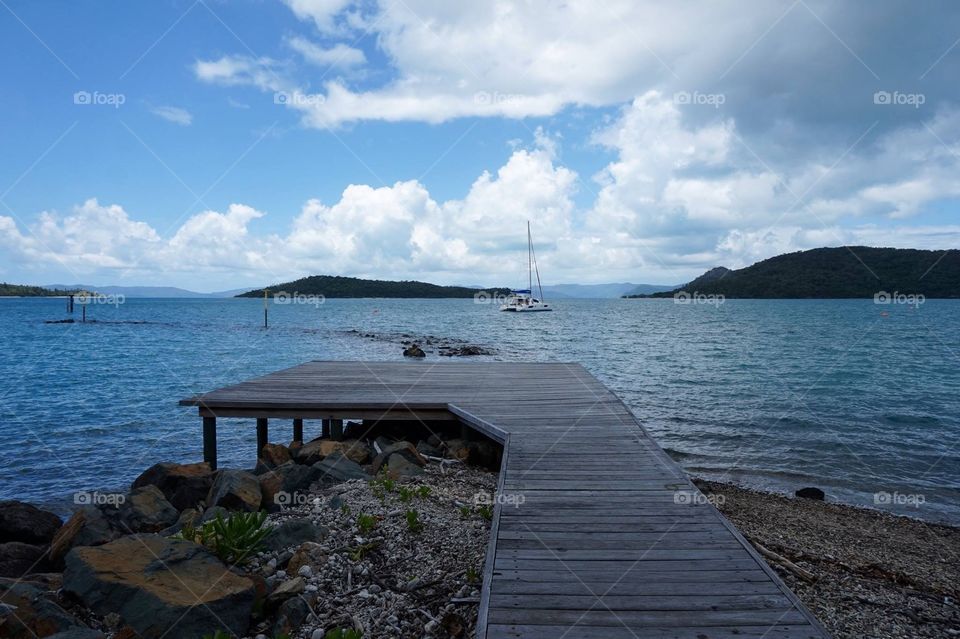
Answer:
[0,501,63,545]
[0,578,86,638]
[132,462,213,511]
[63,535,256,639]
[312,452,370,483]
[795,487,825,501]
[402,343,426,358]
[416,440,443,458]
[262,519,327,554]
[116,486,178,534]
[272,594,312,636]
[44,319,75,324]
[0,542,49,577]
[206,470,262,512]
[49,507,119,565]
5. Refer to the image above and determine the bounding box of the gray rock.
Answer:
[272,595,312,636]
[0,501,62,545]
[199,506,229,524]
[45,629,106,639]
[402,344,426,357]
[49,506,119,565]
[131,462,213,512]
[207,470,262,512]
[63,535,256,639]
[116,486,179,534]
[312,452,370,483]
[416,440,442,458]
[386,454,425,478]
[371,441,425,474]
[268,576,305,604]
[795,487,825,501]
[0,579,83,639]
[262,519,328,553]
[0,541,48,578]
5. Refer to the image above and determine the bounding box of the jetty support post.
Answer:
[202,415,217,470]
[256,418,268,457]
[330,419,344,441]
[321,419,330,438]
[293,418,303,443]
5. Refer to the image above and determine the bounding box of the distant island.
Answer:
[238,275,511,299]
[0,283,77,297]
[625,247,960,299]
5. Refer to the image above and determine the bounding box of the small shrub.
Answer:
[458,505,471,518]
[465,566,480,584]
[201,631,231,639]
[476,504,493,521]
[325,629,363,639]
[405,509,423,533]
[356,513,377,533]
[416,486,431,498]
[398,486,414,503]
[178,511,271,565]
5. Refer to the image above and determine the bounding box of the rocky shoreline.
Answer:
[1,428,500,639]
[694,479,960,639]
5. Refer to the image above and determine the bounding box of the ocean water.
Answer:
[1,296,958,523]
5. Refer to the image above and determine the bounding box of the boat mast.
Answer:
[527,220,533,293]
[528,220,546,302]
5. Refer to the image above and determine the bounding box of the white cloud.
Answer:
[193,55,285,92]
[282,0,356,33]
[288,36,365,69]
[150,105,193,126]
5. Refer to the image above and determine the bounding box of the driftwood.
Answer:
[752,540,816,582]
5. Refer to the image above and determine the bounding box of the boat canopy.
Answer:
[511,289,532,294]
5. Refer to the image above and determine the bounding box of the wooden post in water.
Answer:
[256,418,268,457]
[263,289,269,329]
[81,305,86,323]
[293,418,303,443]
[321,419,330,439]
[203,416,217,470]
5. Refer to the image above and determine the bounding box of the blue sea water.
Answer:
[1,296,958,523]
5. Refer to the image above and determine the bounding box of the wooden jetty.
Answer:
[181,361,829,638]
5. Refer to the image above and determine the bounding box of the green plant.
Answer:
[347,540,380,561]
[405,509,423,533]
[476,504,493,521]
[416,486,431,498]
[465,566,480,584]
[340,503,351,515]
[398,486,414,503]
[458,505,471,518]
[356,513,377,533]
[201,631,232,639]
[177,512,271,565]
[324,629,363,639]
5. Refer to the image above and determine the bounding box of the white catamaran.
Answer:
[500,221,553,312]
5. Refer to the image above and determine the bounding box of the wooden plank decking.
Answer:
[181,361,829,639]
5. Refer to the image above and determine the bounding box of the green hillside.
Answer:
[0,283,76,296]
[237,275,510,299]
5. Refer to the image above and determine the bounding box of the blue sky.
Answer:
[1,0,959,290]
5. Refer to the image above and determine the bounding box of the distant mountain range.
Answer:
[542,282,673,298]
[43,284,249,298]
[626,247,960,299]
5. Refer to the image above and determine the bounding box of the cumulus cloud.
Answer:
[288,37,365,69]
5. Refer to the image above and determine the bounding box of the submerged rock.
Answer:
[795,487,826,501]
[0,501,63,545]
[132,462,213,511]
[402,344,426,358]
[63,535,256,639]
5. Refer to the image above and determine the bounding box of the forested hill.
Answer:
[626,247,960,298]
[237,275,510,299]
[0,283,75,296]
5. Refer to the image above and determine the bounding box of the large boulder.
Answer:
[442,438,471,462]
[206,470,262,512]
[340,439,372,465]
[386,454,425,478]
[293,439,345,465]
[272,595,312,636]
[49,507,119,565]
[0,578,86,639]
[115,486,178,534]
[262,519,327,554]
[0,501,62,545]
[63,535,256,639]
[371,441,426,474]
[0,542,48,578]
[258,463,322,512]
[312,452,370,483]
[132,462,214,511]
[795,487,825,501]
[258,443,292,471]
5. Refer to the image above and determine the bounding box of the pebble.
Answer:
[311,630,325,639]
[298,565,314,578]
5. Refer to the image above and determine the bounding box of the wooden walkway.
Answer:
[181,361,829,639]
